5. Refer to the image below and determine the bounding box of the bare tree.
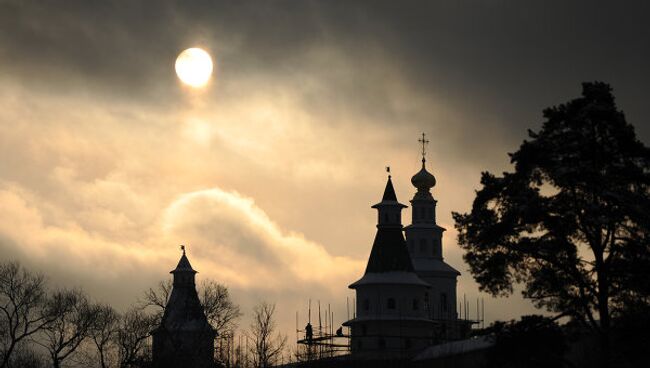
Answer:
[0,262,52,368]
[142,280,172,322]
[115,307,155,368]
[89,305,120,368]
[35,289,99,368]
[200,280,241,336]
[248,301,286,368]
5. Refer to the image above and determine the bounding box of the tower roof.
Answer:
[411,158,437,192]
[366,176,414,273]
[382,176,398,201]
[412,133,437,199]
[365,228,415,273]
[373,176,408,209]
[170,250,197,274]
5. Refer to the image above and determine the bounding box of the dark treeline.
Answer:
[0,261,287,368]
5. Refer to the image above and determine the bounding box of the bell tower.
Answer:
[404,134,460,321]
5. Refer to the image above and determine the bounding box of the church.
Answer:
[343,135,472,358]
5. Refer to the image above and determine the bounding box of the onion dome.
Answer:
[411,158,436,191]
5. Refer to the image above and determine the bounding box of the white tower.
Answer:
[344,174,434,358]
[404,134,461,330]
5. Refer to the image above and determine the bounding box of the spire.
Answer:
[382,175,398,201]
[365,170,414,274]
[171,245,197,274]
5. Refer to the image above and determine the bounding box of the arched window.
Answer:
[387,298,396,310]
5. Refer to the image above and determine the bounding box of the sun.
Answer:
[175,48,213,88]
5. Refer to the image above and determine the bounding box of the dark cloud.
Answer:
[2,1,647,141]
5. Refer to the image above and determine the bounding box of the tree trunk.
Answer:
[1,341,16,368]
[595,254,611,368]
[99,348,107,368]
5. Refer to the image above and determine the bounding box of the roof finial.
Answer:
[180,244,186,255]
[386,166,391,178]
[418,133,429,165]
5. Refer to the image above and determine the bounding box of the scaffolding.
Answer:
[295,299,351,361]
[294,295,487,362]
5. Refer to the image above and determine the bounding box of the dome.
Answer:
[411,159,436,191]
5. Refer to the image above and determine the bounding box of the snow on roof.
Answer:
[349,271,430,288]
[413,335,494,361]
[343,315,436,326]
[411,258,461,276]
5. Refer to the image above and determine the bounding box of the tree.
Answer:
[115,307,155,368]
[36,289,99,368]
[89,304,120,368]
[0,262,53,368]
[199,280,241,364]
[248,301,286,368]
[453,82,650,367]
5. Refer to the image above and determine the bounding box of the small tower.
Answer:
[404,134,461,325]
[152,247,216,368]
[344,174,434,358]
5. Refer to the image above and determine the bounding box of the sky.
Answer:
[1,0,649,343]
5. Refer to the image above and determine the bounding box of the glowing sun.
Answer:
[175,48,213,88]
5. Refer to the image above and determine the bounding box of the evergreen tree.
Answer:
[453,82,650,367]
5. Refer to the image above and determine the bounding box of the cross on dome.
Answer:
[418,132,429,162]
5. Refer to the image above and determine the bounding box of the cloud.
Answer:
[0,176,363,307]
[162,187,363,292]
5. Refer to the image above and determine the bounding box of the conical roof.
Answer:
[365,227,415,273]
[367,177,414,273]
[170,251,197,274]
[382,176,398,201]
